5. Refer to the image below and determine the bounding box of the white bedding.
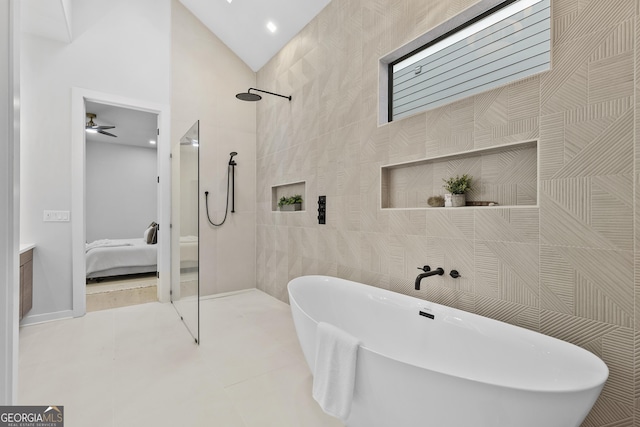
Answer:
[180,235,198,264]
[86,238,157,276]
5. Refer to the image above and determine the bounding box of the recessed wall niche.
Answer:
[271,181,306,212]
[381,140,537,209]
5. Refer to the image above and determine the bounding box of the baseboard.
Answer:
[19,310,74,327]
[199,288,255,301]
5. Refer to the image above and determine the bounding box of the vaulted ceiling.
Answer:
[21,0,332,72]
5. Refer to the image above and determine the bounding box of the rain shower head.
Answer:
[235,88,291,102]
[229,151,238,166]
[236,92,262,102]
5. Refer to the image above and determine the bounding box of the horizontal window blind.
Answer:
[390,0,550,121]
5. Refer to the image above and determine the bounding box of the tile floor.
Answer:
[19,290,343,427]
[86,274,158,312]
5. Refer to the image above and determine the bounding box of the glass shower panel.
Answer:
[171,120,199,343]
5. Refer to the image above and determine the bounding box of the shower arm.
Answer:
[248,88,292,101]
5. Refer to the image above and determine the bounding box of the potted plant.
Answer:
[278,194,303,211]
[442,174,472,207]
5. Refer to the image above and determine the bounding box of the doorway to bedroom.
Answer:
[84,101,160,311]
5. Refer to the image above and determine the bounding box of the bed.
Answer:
[86,235,198,280]
[86,238,157,280]
[179,235,198,272]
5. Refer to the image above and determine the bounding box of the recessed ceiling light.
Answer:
[267,21,277,33]
[226,0,232,3]
[149,140,156,145]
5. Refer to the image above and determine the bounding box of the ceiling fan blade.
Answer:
[95,125,115,130]
[98,130,117,137]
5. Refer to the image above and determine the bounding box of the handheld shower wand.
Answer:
[229,152,237,212]
[205,151,238,226]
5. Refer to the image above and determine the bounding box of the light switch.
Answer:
[43,210,70,222]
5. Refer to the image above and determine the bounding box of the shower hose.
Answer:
[204,164,232,227]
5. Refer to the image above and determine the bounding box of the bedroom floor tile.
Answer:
[18,290,342,427]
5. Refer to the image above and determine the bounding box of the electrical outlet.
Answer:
[43,210,70,222]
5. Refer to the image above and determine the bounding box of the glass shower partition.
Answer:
[171,120,199,343]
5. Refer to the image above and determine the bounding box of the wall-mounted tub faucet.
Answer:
[415,265,444,290]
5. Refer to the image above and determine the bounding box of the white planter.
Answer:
[280,203,302,211]
[451,194,466,207]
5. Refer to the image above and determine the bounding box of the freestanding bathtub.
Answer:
[288,275,608,427]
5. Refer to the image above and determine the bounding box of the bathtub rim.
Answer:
[288,274,609,395]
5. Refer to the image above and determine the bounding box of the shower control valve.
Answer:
[317,195,326,225]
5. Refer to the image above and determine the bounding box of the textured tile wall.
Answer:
[255,0,638,425]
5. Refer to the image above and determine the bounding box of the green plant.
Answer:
[443,174,473,195]
[278,194,303,207]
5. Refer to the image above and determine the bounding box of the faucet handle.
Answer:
[418,265,431,272]
[449,270,461,278]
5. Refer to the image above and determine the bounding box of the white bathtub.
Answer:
[288,275,608,427]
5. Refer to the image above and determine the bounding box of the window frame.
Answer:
[381,0,550,124]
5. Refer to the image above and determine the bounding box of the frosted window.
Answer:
[390,0,550,121]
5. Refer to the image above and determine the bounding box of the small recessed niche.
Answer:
[272,181,306,212]
[381,140,538,209]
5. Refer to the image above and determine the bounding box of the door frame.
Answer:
[71,88,171,317]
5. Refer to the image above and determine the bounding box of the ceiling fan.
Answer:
[85,113,117,137]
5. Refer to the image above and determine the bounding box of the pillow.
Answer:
[144,222,158,244]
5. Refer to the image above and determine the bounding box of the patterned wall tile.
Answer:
[475,208,539,244]
[360,162,389,233]
[336,229,362,271]
[389,275,418,298]
[426,237,473,294]
[255,1,639,425]
[386,162,435,209]
[602,327,635,406]
[474,296,539,330]
[388,234,429,280]
[475,241,539,308]
[539,112,565,180]
[540,310,619,347]
[389,209,426,236]
[360,270,390,290]
[337,163,361,198]
[540,176,633,251]
[540,245,575,315]
[425,97,475,157]
[388,113,427,164]
[333,195,361,231]
[360,117,389,164]
[423,285,475,313]
[425,208,474,240]
[543,18,632,116]
[475,76,540,148]
[582,396,633,427]
[360,232,390,276]
[554,0,635,47]
[540,245,633,327]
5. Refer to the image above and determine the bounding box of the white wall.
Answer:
[172,0,257,296]
[0,0,20,404]
[86,141,157,242]
[20,0,170,321]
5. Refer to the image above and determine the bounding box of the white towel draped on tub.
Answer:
[312,322,360,422]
